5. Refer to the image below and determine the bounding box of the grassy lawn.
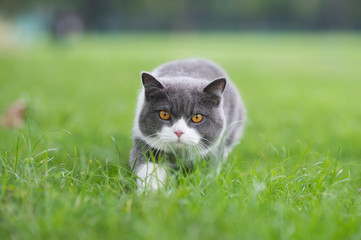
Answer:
[0,32,361,239]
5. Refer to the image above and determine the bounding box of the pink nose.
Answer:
[174,130,184,138]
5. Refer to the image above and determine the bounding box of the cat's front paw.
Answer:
[136,163,167,192]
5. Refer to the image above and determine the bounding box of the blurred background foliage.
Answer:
[1,0,360,33]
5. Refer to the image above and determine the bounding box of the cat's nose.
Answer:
[174,130,184,138]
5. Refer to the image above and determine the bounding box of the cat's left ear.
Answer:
[141,72,164,100]
[203,78,227,97]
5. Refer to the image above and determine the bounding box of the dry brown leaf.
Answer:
[0,100,26,128]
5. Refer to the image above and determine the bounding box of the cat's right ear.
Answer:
[141,72,164,101]
[203,78,227,97]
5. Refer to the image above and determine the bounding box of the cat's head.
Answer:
[137,72,227,155]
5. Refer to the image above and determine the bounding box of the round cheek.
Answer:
[139,111,163,136]
[197,117,224,143]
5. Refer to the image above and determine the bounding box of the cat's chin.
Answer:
[160,140,211,157]
[161,140,197,151]
[170,140,193,149]
[146,137,204,154]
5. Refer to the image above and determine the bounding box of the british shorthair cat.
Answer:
[130,59,246,191]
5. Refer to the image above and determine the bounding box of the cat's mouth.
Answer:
[161,138,197,150]
[145,135,209,156]
[145,132,201,153]
[170,140,188,147]
[173,137,197,145]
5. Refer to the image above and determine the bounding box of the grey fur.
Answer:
[130,59,246,172]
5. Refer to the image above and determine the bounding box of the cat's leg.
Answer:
[135,162,167,191]
[130,143,167,191]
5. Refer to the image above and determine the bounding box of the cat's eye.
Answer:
[191,114,203,123]
[159,110,171,120]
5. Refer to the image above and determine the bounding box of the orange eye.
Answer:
[191,114,203,123]
[159,110,171,120]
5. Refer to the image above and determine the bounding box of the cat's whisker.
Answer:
[153,142,162,157]
[197,141,217,158]
[187,145,193,160]
[133,133,160,149]
[199,136,226,158]
[143,138,164,157]
[155,140,166,153]
[193,144,202,157]
[160,142,168,154]
[164,142,169,153]
[200,137,214,147]
[195,145,203,159]
[141,133,159,142]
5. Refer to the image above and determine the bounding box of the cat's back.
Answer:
[152,59,227,81]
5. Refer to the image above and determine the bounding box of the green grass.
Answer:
[1,32,361,239]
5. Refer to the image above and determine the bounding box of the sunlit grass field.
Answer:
[1,33,361,239]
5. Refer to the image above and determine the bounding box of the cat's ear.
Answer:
[203,78,227,97]
[141,72,163,89]
[141,72,164,100]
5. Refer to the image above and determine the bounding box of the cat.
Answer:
[130,59,246,191]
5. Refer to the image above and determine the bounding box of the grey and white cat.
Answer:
[130,59,246,191]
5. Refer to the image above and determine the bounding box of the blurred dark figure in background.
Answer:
[1,0,361,32]
[52,11,83,41]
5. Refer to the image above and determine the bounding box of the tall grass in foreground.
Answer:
[1,128,360,239]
